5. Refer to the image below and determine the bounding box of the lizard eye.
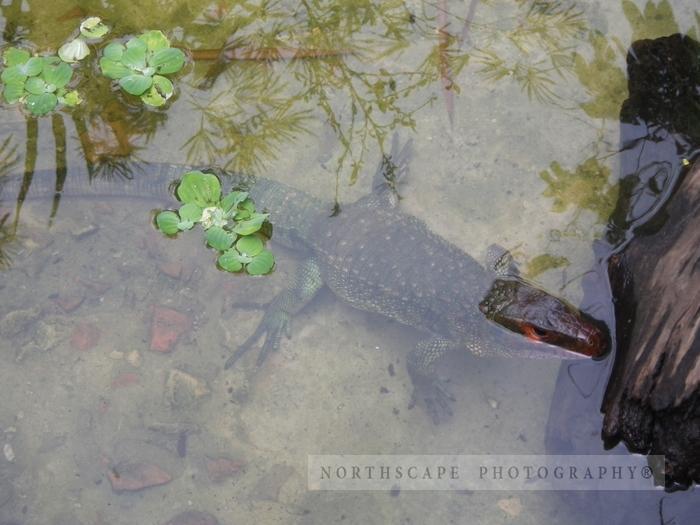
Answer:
[523,324,547,341]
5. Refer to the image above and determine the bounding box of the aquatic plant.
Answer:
[58,17,110,63]
[180,0,468,183]
[0,48,81,116]
[99,30,186,107]
[539,157,619,224]
[156,171,275,275]
[0,16,113,116]
[524,253,570,279]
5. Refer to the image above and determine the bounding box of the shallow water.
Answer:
[0,1,698,524]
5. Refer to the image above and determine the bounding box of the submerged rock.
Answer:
[111,372,140,389]
[70,322,100,351]
[205,456,244,483]
[107,462,172,493]
[126,350,142,368]
[164,369,210,408]
[52,293,85,312]
[150,306,192,353]
[158,260,183,279]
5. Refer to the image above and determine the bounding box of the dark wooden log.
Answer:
[600,34,700,489]
[546,34,700,492]
[602,158,700,488]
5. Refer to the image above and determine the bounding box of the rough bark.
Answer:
[600,34,700,489]
[602,160,700,488]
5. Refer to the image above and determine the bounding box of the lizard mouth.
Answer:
[518,319,609,358]
[480,278,611,359]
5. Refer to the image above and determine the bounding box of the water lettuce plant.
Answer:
[58,17,111,63]
[0,49,81,116]
[156,171,275,275]
[0,17,112,116]
[99,30,185,107]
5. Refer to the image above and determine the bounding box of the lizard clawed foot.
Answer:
[408,376,456,425]
[224,309,291,369]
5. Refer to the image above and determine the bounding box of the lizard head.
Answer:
[478,278,609,359]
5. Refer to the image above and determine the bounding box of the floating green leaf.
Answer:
[25,93,58,116]
[206,226,234,251]
[177,171,221,207]
[139,30,170,52]
[235,198,256,220]
[122,41,147,70]
[218,249,243,272]
[220,191,248,212]
[43,62,72,89]
[2,81,24,103]
[232,213,268,236]
[60,90,82,106]
[141,87,164,107]
[246,250,275,275]
[236,235,264,257]
[156,211,180,235]
[119,74,152,95]
[20,57,43,77]
[3,47,30,67]
[141,74,174,107]
[24,77,46,95]
[126,37,148,52]
[80,17,109,39]
[99,58,131,79]
[179,202,202,222]
[1,66,26,85]
[153,75,173,96]
[233,251,253,264]
[103,43,125,61]
[177,219,195,231]
[58,38,90,63]
[42,56,61,67]
[150,47,185,75]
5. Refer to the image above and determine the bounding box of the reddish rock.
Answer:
[150,306,191,353]
[159,261,183,279]
[53,293,84,312]
[163,511,219,525]
[205,456,244,483]
[111,372,140,389]
[107,462,172,493]
[70,323,100,351]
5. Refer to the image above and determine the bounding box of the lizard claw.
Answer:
[408,376,456,425]
[224,309,290,369]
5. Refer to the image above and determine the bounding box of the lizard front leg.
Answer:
[407,337,460,424]
[224,257,323,369]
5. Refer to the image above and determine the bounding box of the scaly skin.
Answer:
[223,138,609,423]
[1,152,609,423]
